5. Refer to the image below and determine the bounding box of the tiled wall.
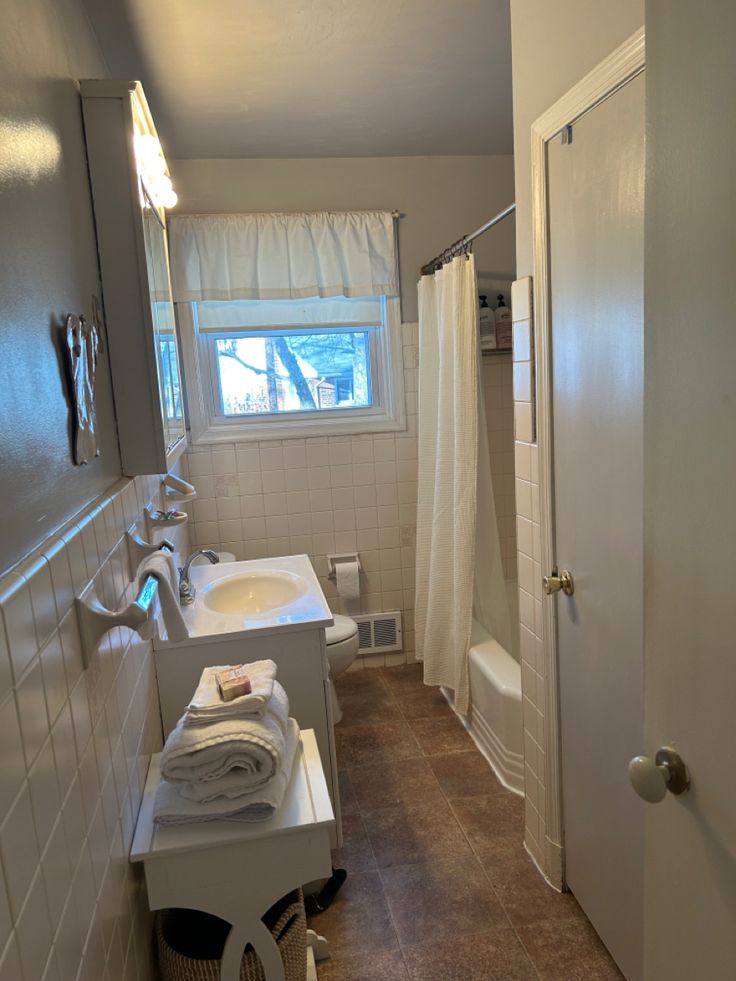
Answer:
[510,276,551,879]
[481,353,518,580]
[0,474,187,981]
[184,323,420,667]
[184,322,519,669]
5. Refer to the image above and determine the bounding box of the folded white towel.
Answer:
[137,552,189,643]
[183,660,277,726]
[160,681,290,785]
[153,719,300,824]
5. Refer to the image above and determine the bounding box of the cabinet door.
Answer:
[81,79,187,475]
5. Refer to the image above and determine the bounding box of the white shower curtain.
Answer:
[415,254,510,715]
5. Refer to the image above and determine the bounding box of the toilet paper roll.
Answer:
[335,560,361,615]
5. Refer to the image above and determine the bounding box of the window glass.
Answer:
[211,329,373,417]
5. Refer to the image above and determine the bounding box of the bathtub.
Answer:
[444,582,524,795]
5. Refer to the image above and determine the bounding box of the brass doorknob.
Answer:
[542,568,574,596]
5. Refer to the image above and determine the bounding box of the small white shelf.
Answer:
[130,730,335,981]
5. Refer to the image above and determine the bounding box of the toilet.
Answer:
[325,615,360,723]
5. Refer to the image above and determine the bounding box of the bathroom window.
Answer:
[178,295,405,442]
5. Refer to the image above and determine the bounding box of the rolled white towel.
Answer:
[137,552,189,643]
[160,682,289,785]
[184,660,277,726]
[153,719,300,824]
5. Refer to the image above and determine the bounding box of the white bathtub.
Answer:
[444,582,524,795]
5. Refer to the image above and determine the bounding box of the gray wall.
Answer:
[0,0,121,573]
[509,0,644,276]
[170,155,517,321]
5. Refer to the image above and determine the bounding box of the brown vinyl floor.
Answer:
[308,664,623,981]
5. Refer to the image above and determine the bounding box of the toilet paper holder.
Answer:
[326,553,362,579]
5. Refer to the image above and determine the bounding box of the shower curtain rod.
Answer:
[420,202,516,276]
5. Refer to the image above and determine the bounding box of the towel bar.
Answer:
[126,531,174,579]
[75,571,160,668]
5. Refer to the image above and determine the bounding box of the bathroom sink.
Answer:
[199,569,308,616]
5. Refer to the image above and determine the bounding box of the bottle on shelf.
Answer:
[479,294,496,351]
[494,294,513,350]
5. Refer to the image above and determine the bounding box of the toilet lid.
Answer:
[326,614,359,645]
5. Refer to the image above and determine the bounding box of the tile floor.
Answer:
[308,664,623,981]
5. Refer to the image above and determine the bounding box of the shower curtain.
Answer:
[415,254,510,715]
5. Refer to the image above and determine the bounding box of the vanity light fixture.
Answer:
[133,131,178,209]
[130,87,178,210]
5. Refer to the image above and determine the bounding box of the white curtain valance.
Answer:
[168,211,399,302]
[194,296,382,331]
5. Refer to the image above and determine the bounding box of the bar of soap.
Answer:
[215,666,253,702]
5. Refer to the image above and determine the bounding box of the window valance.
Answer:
[168,211,399,302]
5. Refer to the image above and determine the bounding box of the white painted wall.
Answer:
[0,0,122,572]
[509,0,644,276]
[169,155,517,322]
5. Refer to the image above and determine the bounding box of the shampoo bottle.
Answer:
[479,295,496,350]
[495,294,513,350]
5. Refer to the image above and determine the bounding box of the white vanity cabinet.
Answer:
[80,80,186,475]
[152,557,342,844]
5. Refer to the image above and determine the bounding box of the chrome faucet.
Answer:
[178,549,219,605]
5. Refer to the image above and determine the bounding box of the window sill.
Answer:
[188,408,407,445]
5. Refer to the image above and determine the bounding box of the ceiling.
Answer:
[83,0,512,159]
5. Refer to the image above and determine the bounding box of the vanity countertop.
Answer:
[153,553,334,649]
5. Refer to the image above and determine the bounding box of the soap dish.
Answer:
[144,506,188,535]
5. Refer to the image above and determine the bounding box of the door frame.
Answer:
[530,27,645,888]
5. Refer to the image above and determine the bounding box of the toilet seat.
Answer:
[324,616,360,724]
[326,614,359,646]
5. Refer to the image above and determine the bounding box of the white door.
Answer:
[642,3,736,976]
[547,72,645,980]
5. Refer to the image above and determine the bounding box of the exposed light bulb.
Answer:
[134,130,177,209]
[160,186,178,209]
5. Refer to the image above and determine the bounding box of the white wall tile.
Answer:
[23,557,58,648]
[0,859,11,957]
[350,441,374,464]
[0,934,22,981]
[0,781,40,918]
[1,574,38,682]
[41,816,71,932]
[238,471,262,496]
[44,539,74,622]
[0,695,25,824]
[15,868,52,981]
[328,442,352,466]
[236,446,260,473]
[211,447,236,474]
[514,401,533,443]
[16,659,50,768]
[375,483,398,506]
[259,447,284,471]
[28,737,61,852]
[511,276,533,322]
[512,320,531,363]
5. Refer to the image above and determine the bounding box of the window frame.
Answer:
[177,296,406,444]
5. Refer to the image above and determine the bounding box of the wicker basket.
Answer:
[155,889,307,981]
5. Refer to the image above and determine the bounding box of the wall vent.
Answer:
[353,611,403,654]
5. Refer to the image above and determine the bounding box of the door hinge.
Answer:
[561,123,574,145]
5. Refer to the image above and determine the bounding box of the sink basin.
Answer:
[200,570,308,616]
